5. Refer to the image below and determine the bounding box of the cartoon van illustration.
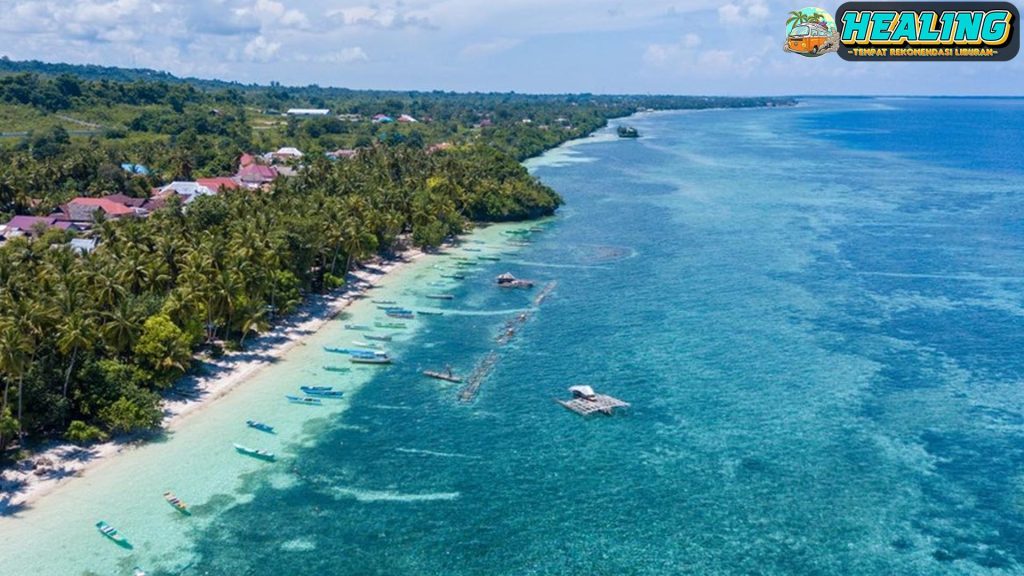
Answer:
[786,21,834,55]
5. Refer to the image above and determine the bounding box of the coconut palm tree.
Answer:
[787,10,810,29]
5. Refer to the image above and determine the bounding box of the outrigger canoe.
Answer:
[233,443,276,461]
[322,365,351,373]
[416,310,444,316]
[344,324,371,331]
[350,355,392,365]
[246,420,275,433]
[374,321,407,329]
[163,491,190,514]
[423,370,462,383]
[285,395,323,406]
[364,334,392,342]
[300,387,345,398]
[96,521,131,547]
[426,294,455,300]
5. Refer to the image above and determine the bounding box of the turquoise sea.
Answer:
[3,97,1024,575]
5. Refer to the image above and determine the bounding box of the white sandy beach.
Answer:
[0,248,427,515]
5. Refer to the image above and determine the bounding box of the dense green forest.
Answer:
[0,58,795,456]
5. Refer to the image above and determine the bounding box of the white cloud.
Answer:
[718,0,773,25]
[243,36,281,62]
[328,4,434,29]
[234,0,309,30]
[319,47,369,64]
[643,34,702,66]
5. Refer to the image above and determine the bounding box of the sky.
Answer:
[0,0,1021,95]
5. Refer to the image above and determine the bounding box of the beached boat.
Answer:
[440,274,466,280]
[234,443,276,460]
[375,321,407,329]
[387,312,415,319]
[423,369,462,383]
[285,395,323,406]
[301,387,345,398]
[364,334,392,342]
[371,300,397,305]
[464,248,482,252]
[96,521,130,546]
[163,491,190,514]
[343,324,370,331]
[352,340,382,349]
[416,310,444,316]
[426,294,455,300]
[322,365,352,372]
[324,346,353,354]
[246,420,275,433]
[350,355,392,365]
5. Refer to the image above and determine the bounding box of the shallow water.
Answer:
[4,98,1024,575]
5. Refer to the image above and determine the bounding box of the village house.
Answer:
[326,149,358,160]
[397,114,418,123]
[0,216,77,240]
[56,197,142,224]
[286,108,330,116]
[372,114,394,124]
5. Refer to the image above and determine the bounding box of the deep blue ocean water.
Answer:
[168,98,1024,575]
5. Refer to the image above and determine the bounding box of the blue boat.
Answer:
[301,386,333,391]
[387,312,415,319]
[323,365,351,373]
[301,387,345,398]
[344,324,371,331]
[417,310,444,316]
[246,420,275,433]
[371,300,396,305]
[286,395,322,406]
[364,334,392,342]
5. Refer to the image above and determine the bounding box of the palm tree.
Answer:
[0,320,31,450]
[787,10,810,29]
[56,313,95,407]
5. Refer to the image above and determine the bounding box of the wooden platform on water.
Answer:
[557,394,630,416]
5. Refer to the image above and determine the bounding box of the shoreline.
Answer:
[0,246,428,515]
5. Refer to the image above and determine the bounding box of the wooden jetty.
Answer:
[533,281,557,306]
[458,351,499,402]
[557,386,630,416]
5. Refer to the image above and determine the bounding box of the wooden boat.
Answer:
[504,229,531,236]
[371,300,397,305]
[364,334,392,342]
[95,521,130,546]
[387,312,415,319]
[344,324,371,331]
[352,340,382,349]
[234,443,276,460]
[478,256,501,261]
[426,294,455,300]
[423,369,462,383]
[324,346,353,354]
[377,306,411,312]
[463,248,482,252]
[285,395,323,406]
[301,387,345,398]
[350,355,392,365]
[246,420,275,433]
[163,491,190,514]
[455,261,478,267]
[440,274,465,280]
[375,321,407,329]
[322,365,351,372]
[417,310,444,316]
[299,386,332,391]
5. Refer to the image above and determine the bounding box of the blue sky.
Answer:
[1,0,1021,95]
